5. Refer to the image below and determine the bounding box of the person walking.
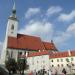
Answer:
[62,68,67,75]
[48,70,51,75]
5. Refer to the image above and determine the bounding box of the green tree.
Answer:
[5,58,17,74]
[17,58,29,75]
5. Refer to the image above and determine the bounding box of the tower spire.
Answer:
[51,40,53,43]
[9,0,18,20]
[12,1,16,14]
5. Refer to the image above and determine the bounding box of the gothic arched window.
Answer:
[11,24,14,30]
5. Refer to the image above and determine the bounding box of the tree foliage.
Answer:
[17,58,29,75]
[5,58,29,75]
[5,58,17,74]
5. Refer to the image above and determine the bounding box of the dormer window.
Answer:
[11,24,14,30]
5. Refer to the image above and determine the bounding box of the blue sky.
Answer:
[0,0,75,53]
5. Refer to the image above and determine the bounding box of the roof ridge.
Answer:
[17,33,41,38]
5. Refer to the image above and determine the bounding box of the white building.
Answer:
[49,50,75,74]
[19,51,50,73]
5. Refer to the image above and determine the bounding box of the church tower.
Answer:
[1,2,18,64]
[6,2,18,37]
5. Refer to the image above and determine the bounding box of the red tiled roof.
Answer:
[28,50,49,57]
[7,34,58,51]
[8,34,45,50]
[19,50,75,58]
[8,37,18,49]
[49,50,75,58]
[49,51,69,58]
[19,51,49,58]
[43,41,57,51]
[71,50,75,56]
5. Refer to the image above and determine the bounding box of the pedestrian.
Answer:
[62,68,66,75]
[33,70,36,75]
[48,70,51,75]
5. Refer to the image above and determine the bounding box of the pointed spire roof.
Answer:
[9,0,18,21]
[12,1,16,14]
[51,40,53,43]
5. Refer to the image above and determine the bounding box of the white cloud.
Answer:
[0,42,3,50]
[0,42,3,57]
[19,20,54,41]
[21,7,75,50]
[54,32,71,45]
[67,23,75,33]
[58,10,75,22]
[25,8,41,19]
[46,6,62,16]
[54,23,75,46]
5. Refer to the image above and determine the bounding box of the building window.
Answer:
[6,50,9,56]
[67,64,68,66]
[11,24,14,30]
[66,58,69,62]
[24,51,26,54]
[37,61,39,63]
[71,58,73,61]
[51,60,53,62]
[6,50,10,58]
[61,59,63,62]
[57,64,60,67]
[61,64,63,67]
[11,51,13,58]
[52,65,54,67]
[72,64,74,66]
[57,59,59,62]
[19,52,22,55]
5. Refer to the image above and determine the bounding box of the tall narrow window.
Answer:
[11,51,13,58]
[66,58,69,62]
[57,59,59,62]
[51,60,53,62]
[57,64,60,67]
[19,52,22,55]
[72,64,74,66]
[52,65,54,67]
[61,59,63,62]
[11,24,14,30]
[24,51,26,54]
[71,58,73,61]
[61,64,63,67]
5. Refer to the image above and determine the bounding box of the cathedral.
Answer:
[1,2,58,65]
[1,2,75,75]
